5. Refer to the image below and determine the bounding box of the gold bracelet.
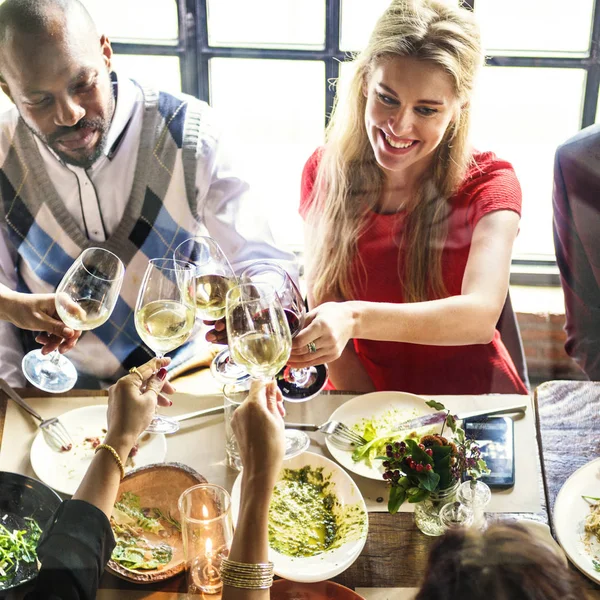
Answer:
[220,559,273,590]
[95,444,125,479]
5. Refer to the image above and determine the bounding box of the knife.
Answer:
[390,403,528,432]
[172,405,224,423]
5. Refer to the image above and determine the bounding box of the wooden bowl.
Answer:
[107,462,206,584]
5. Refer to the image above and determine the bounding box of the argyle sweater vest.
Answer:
[0,85,211,382]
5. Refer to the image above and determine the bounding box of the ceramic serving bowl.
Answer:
[106,462,206,584]
[231,451,368,583]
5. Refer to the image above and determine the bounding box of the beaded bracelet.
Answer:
[95,444,125,479]
[220,558,274,590]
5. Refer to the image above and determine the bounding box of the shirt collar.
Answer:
[103,71,138,159]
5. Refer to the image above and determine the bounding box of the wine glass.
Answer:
[173,236,247,384]
[22,247,125,393]
[134,258,196,434]
[241,262,328,402]
[225,282,310,458]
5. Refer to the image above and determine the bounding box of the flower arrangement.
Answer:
[380,400,489,514]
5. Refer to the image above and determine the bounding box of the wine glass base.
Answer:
[145,415,180,435]
[22,350,78,394]
[283,429,310,460]
[277,364,329,403]
[210,348,250,385]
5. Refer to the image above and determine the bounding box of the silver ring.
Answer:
[307,341,317,354]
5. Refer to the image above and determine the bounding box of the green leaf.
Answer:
[583,495,600,503]
[363,422,377,442]
[417,470,440,492]
[388,486,406,514]
[446,414,457,433]
[456,427,465,443]
[405,439,433,465]
[407,488,429,503]
[593,559,600,573]
[425,400,446,411]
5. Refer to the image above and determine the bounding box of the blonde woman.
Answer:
[289,0,528,395]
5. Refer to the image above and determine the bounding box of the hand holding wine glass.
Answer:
[241,262,329,401]
[22,247,125,393]
[134,258,196,434]
[225,282,291,382]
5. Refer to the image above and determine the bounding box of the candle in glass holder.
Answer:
[179,484,233,595]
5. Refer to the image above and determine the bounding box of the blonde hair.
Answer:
[307,0,482,303]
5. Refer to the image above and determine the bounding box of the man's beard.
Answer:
[26,94,115,169]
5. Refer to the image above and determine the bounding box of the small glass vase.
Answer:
[414,481,460,536]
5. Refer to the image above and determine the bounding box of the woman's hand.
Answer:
[231,380,285,486]
[288,301,357,368]
[105,357,174,449]
[0,290,81,354]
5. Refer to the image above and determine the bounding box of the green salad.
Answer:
[0,515,41,586]
[350,407,433,467]
[110,492,179,571]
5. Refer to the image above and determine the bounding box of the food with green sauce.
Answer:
[110,492,180,571]
[0,514,41,589]
[268,466,366,558]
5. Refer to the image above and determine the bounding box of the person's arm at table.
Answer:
[289,210,519,368]
[24,357,174,600]
[222,380,285,600]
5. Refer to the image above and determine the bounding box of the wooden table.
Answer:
[0,387,548,597]
[535,380,600,595]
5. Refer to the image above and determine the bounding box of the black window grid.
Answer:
[109,0,600,281]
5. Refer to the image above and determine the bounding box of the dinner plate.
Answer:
[231,451,368,583]
[325,391,436,481]
[554,457,600,584]
[30,405,167,495]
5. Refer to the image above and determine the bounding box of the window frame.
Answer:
[112,0,600,286]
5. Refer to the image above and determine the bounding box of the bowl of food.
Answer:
[0,471,62,591]
[106,462,206,583]
[231,451,368,583]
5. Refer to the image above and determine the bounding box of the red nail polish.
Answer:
[168,399,173,406]
[157,368,168,381]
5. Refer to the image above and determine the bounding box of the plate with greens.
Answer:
[554,457,600,584]
[325,391,440,481]
[0,471,62,591]
[107,462,206,584]
[231,451,368,583]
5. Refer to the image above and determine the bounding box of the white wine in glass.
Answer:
[174,236,236,321]
[22,247,125,393]
[226,283,291,382]
[225,282,309,459]
[134,258,196,434]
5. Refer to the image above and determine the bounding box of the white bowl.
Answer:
[230,451,368,583]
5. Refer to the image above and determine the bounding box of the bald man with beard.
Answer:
[0,0,295,389]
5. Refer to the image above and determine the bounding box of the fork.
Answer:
[0,379,74,451]
[285,420,367,446]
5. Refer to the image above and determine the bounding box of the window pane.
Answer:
[208,0,325,49]
[210,59,325,249]
[475,0,593,54]
[81,0,178,43]
[471,67,585,257]
[340,0,391,52]
[111,55,181,94]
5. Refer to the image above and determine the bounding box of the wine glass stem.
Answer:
[49,350,61,366]
[154,352,164,416]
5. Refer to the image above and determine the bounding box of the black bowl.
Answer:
[0,471,62,591]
